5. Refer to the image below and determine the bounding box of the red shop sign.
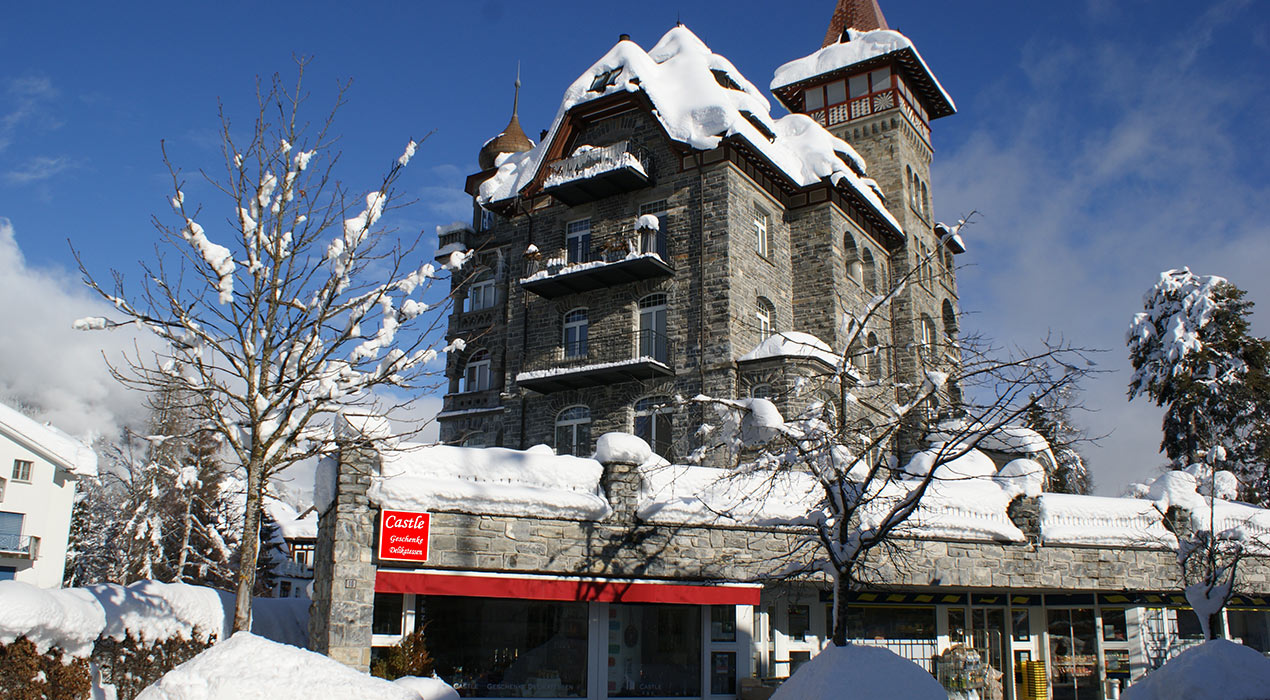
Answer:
[378,510,431,563]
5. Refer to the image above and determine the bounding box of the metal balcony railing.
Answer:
[517,328,675,393]
[0,533,38,559]
[542,140,654,206]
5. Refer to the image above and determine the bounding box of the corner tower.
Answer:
[773,1,963,433]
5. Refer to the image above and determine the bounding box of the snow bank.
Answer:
[1039,494,1176,548]
[1121,639,1270,700]
[769,643,946,700]
[89,581,230,642]
[594,432,652,465]
[479,27,898,230]
[638,463,819,526]
[887,479,1025,543]
[738,331,841,367]
[393,677,459,700]
[0,581,105,656]
[136,632,422,700]
[371,443,612,521]
[0,399,98,476]
[995,458,1044,498]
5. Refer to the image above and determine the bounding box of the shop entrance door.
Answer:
[969,608,1011,700]
[945,606,1013,700]
[1047,608,1101,700]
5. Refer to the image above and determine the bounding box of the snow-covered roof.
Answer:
[1039,493,1176,548]
[738,331,842,367]
[0,400,97,476]
[638,463,820,527]
[770,28,955,114]
[477,26,899,231]
[369,443,612,521]
[265,499,318,540]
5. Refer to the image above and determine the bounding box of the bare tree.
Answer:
[698,220,1095,646]
[73,60,463,631]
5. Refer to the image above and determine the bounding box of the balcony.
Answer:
[541,140,653,206]
[0,534,38,560]
[516,329,675,393]
[520,245,672,299]
[447,306,500,338]
[438,388,505,418]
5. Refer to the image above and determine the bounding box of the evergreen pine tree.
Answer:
[1022,386,1093,494]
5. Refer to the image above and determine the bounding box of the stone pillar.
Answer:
[308,444,379,670]
[1007,496,1042,543]
[601,458,644,524]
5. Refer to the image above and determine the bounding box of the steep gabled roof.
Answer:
[822,0,889,46]
[0,401,96,476]
[474,25,900,232]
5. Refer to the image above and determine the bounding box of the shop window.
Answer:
[420,596,588,698]
[711,606,737,642]
[1102,608,1127,642]
[1012,608,1030,642]
[608,604,701,697]
[372,593,404,636]
[844,606,936,641]
[788,605,810,641]
[1176,609,1206,639]
[710,652,737,694]
[1228,610,1270,652]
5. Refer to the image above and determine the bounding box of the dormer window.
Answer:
[589,68,622,92]
[711,69,742,91]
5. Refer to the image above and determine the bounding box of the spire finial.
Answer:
[513,62,522,116]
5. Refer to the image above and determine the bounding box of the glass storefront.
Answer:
[1047,608,1099,700]
[419,596,589,698]
[608,604,701,697]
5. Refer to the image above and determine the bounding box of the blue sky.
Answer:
[1,1,1267,494]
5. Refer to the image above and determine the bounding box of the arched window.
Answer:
[866,332,882,380]
[749,383,772,399]
[920,315,938,356]
[563,308,588,358]
[942,299,958,340]
[461,349,491,392]
[638,293,669,363]
[756,296,775,341]
[754,206,770,257]
[843,233,862,282]
[862,249,878,293]
[848,336,867,376]
[906,166,917,209]
[555,405,591,456]
[634,396,674,460]
[921,182,930,218]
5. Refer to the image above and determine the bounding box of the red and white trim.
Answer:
[376,569,761,606]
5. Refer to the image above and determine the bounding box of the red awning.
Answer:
[376,570,761,606]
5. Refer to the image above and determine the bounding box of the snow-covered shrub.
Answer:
[93,629,215,700]
[370,631,434,681]
[0,636,91,700]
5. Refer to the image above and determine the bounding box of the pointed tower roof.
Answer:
[822,0,889,47]
[479,69,534,172]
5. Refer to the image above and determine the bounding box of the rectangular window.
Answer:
[609,603,701,697]
[804,86,824,111]
[0,512,22,553]
[466,278,495,312]
[638,201,669,259]
[711,605,737,642]
[1102,608,1127,642]
[0,566,14,581]
[710,652,737,694]
[11,460,31,482]
[279,581,292,598]
[825,80,846,105]
[869,67,891,92]
[566,218,592,264]
[787,604,810,641]
[754,208,769,258]
[849,73,869,99]
[845,606,936,640]
[372,593,404,635]
[479,207,496,232]
[420,595,588,698]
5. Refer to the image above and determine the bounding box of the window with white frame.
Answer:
[749,383,772,399]
[563,308,588,358]
[565,218,592,264]
[466,275,496,312]
[634,396,674,460]
[0,511,22,552]
[638,293,669,363]
[11,460,31,483]
[555,405,592,456]
[461,349,491,393]
[754,207,770,258]
[638,200,669,259]
[756,296,775,341]
[920,315,938,356]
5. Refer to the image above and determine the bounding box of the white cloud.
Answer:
[0,76,58,152]
[935,9,1270,495]
[0,218,151,442]
[5,155,76,184]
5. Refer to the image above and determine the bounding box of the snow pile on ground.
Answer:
[769,643,946,700]
[638,463,820,526]
[478,26,897,230]
[135,632,425,700]
[0,580,310,657]
[0,399,98,476]
[1040,493,1176,547]
[393,676,460,700]
[594,432,652,465]
[738,331,842,367]
[371,443,612,521]
[0,581,105,656]
[1121,639,1270,700]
